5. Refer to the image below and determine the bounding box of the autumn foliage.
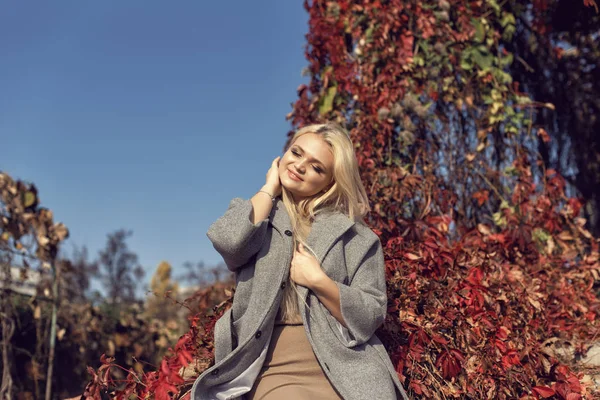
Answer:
[6,0,600,399]
[84,0,600,399]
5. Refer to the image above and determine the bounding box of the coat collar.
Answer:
[269,197,355,265]
[269,197,356,307]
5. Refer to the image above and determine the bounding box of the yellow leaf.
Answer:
[528,297,541,311]
[490,101,503,114]
[23,191,36,208]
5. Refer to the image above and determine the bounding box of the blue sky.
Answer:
[0,1,309,289]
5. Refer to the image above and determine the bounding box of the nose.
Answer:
[293,160,306,173]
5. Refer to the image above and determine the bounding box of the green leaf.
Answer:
[460,57,473,70]
[365,25,375,42]
[420,41,430,57]
[502,24,516,41]
[493,69,513,84]
[499,52,514,67]
[413,54,425,67]
[486,0,501,16]
[473,19,485,43]
[460,48,474,70]
[492,211,507,227]
[516,95,532,105]
[472,47,493,70]
[319,85,337,115]
[500,12,516,28]
[506,125,519,134]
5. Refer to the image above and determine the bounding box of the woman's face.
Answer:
[278,133,335,202]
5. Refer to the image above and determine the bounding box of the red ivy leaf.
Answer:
[501,350,521,369]
[155,382,178,400]
[435,349,463,379]
[160,359,170,376]
[472,190,489,206]
[532,386,555,398]
[178,349,194,367]
[566,374,582,392]
[409,380,423,395]
[583,0,598,13]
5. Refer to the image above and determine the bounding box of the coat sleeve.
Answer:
[334,237,387,347]
[206,197,269,271]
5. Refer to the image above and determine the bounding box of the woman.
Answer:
[191,124,409,400]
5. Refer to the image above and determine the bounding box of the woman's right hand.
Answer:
[263,156,282,197]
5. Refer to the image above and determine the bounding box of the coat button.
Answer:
[255,330,262,339]
[284,230,293,236]
[280,281,286,290]
[211,368,219,376]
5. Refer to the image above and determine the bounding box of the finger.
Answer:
[298,243,311,256]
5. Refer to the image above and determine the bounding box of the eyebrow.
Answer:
[293,145,328,172]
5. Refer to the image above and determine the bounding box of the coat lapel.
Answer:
[270,198,355,263]
[306,211,355,265]
[269,198,355,299]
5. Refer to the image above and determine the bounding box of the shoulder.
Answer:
[348,220,380,247]
[319,210,380,245]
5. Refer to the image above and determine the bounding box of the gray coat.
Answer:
[191,197,409,400]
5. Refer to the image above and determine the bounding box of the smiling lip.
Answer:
[287,169,303,182]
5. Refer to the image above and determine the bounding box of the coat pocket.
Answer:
[320,302,358,348]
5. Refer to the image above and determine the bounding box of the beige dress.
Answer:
[246,291,343,399]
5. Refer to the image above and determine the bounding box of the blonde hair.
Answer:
[279,122,371,321]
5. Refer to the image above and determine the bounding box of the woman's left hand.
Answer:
[290,243,326,288]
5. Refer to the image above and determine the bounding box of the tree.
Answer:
[0,172,69,399]
[504,0,600,236]
[57,245,99,303]
[146,261,179,322]
[177,260,228,291]
[97,230,144,305]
